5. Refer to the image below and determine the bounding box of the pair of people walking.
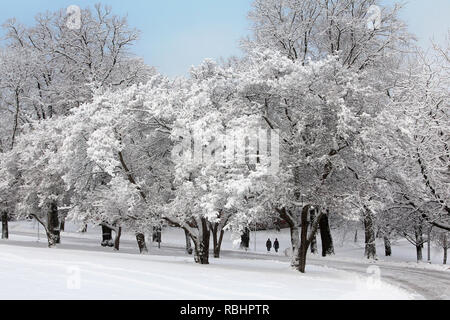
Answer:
[266,238,279,253]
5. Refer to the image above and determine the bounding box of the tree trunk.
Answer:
[364,210,377,259]
[193,218,210,264]
[59,217,65,232]
[297,206,310,273]
[211,223,218,257]
[216,229,224,258]
[289,225,300,268]
[211,223,224,258]
[1,212,8,240]
[47,202,60,246]
[46,231,57,248]
[310,234,318,254]
[319,211,335,257]
[291,166,304,268]
[443,234,448,265]
[354,229,358,243]
[136,233,148,254]
[102,225,113,247]
[444,247,447,265]
[384,236,392,256]
[185,229,193,255]
[427,229,432,263]
[310,209,318,254]
[415,224,424,262]
[279,208,300,268]
[416,244,423,262]
[114,227,122,251]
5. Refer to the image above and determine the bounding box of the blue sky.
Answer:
[0,0,448,77]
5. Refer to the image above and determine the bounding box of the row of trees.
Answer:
[0,1,448,272]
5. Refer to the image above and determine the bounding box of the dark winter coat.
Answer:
[274,240,280,250]
[266,240,272,249]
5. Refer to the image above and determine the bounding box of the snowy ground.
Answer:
[0,220,448,300]
[0,242,414,300]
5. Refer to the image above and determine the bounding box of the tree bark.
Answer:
[47,202,60,246]
[211,223,225,258]
[114,227,122,251]
[310,209,318,254]
[193,218,210,264]
[136,233,148,254]
[444,247,448,265]
[211,223,218,257]
[288,206,324,274]
[102,225,113,247]
[415,223,424,262]
[416,244,423,262]
[185,229,193,254]
[163,216,210,264]
[319,211,335,257]
[279,208,300,268]
[59,217,65,232]
[297,206,310,273]
[29,214,53,247]
[46,232,57,247]
[443,234,448,265]
[384,236,392,257]
[1,212,8,240]
[310,234,318,254]
[290,224,300,268]
[364,209,377,259]
[216,229,224,258]
[427,228,432,263]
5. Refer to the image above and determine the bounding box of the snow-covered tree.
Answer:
[376,39,449,235]
[435,231,449,265]
[2,4,152,116]
[0,4,155,247]
[1,119,67,246]
[155,60,271,263]
[244,0,410,67]
[57,76,173,253]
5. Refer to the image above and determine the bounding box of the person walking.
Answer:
[266,238,272,252]
[274,238,280,253]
